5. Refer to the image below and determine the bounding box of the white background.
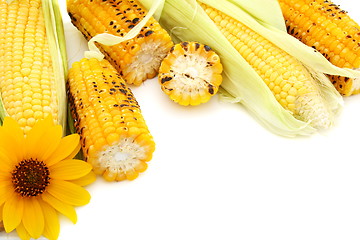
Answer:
[10,1,360,240]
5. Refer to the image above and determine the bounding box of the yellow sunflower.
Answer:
[0,116,96,240]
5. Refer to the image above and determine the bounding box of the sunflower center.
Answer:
[12,159,50,197]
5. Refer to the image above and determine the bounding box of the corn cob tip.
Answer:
[278,0,360,96]
[349,69,360,94]
[67,58,155,181]
[67,0,174,86]
[201,3,339,130]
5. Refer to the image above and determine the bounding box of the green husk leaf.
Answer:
[139,0,317,137]
[84,0,164,60]
[51,0,68,75]
[0,94,8,125]
[42,0,68,135]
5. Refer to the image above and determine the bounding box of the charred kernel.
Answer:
[195,42,200,50]
[208,84,215,95]
[68,12,77,22]
[161,76,172,84]
[204,45,211,51]
[145,30,153,36]
[181,41,189,47]
[128,24,135,29]
[132,18,140,24]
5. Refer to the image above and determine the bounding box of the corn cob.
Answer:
[199,3,334,128]
[67,0,174,86]
[0,0,66,134]
[158,41,223,106]
[67,57,155,181]
[278,0,360,96]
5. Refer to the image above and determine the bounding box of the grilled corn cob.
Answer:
[158,41,223,106]
[200,3,335,128]
[67,57,155,181]
[278,0,360,96]
[67,0,174,86]
[0,0,67,134]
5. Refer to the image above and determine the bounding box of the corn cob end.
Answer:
[158,41,223,106]
[91,133,155,181]
[67,58,155,181]
[67,0,174,86]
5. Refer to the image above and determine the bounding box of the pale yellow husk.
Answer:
[139,0,360,137]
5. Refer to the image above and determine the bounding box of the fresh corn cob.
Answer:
[67,0,174,86]
[278,0,360,96]
[67,57,155,181]
[200,3,334,128]
[0,0,67,134]
[158,41,223,106]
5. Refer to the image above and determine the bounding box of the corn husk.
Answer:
[139,0,360,137]
[42,0,68,133]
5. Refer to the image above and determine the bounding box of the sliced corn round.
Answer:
[158,41,223,106]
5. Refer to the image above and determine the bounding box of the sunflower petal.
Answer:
[0,204,4,222]
[46,134,81,166]
[3,117,24,147]
[1,117,24,161]
[41,192,77,224]
[50,160,92,180]
[38,125,62,161]
[40,199,59,240]
[0,129,23,165]
[3,194,24,233]
[25,125,62,163]
[24,115,54,159]
[69,171,97,186]
[0,150,15,173]
[0,171,11,181]
[22,198,44,239]
[16,222,31,240]
[47,179,91,206]
[0,181,14,206]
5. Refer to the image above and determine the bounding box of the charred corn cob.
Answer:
[0,0,67,134]
[67,0,174,86]
[278,0,360,96]
[200,3,334,128]
[158,41,223,106]
[67,58,155,181]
